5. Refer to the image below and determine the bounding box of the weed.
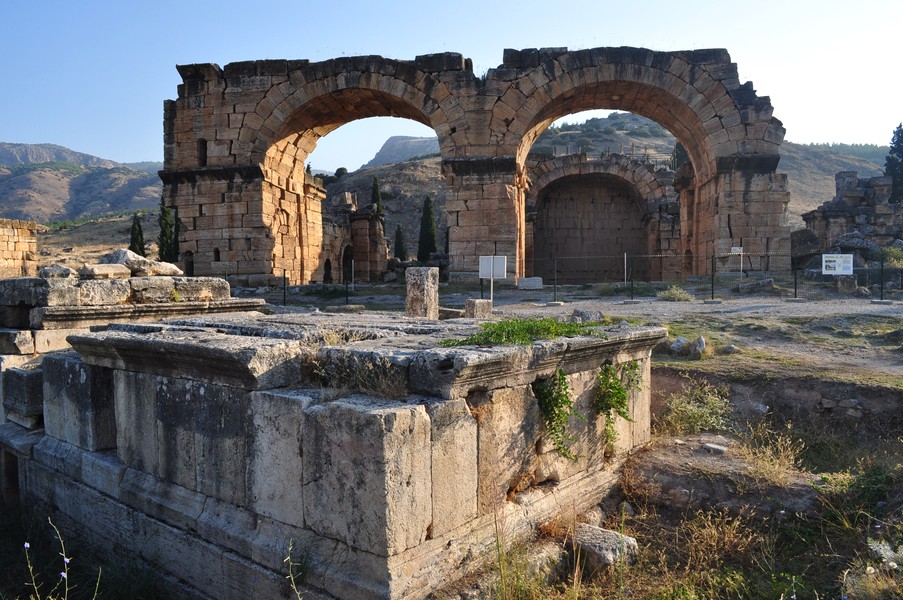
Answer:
[594,361,641,451]
[735,421,805,488]
[320,353,408,400]
[284,538,307,600]
[655,376,731,435]
[657,285,695,302]
[533,369,584,461]
[440,317,604,347]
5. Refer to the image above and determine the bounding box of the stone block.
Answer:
[33,329,87,353]
[463,298,492,319]
[517,276,544,290]
[424,398,478,537]
[42,352,116,451]
[129,277,176,303]
[248,389,313,526]
[3,365,44,423]
[0,328,35,354]
[469,386,540,514]
[77,264,131,280]
[405,267,439,320]
[40,279,80,306]
[172,276,231,302]
[302,396,431,557]
[78,279,131,306]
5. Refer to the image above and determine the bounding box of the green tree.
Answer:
[335,167,348,179]
[157,197,178,262]
[885,123,903,204]
[128,213,145,257]
[371,176,383,214]
[417,196,437,263]
[394,225,407,261]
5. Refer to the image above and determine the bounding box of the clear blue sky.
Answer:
[2,0,900,172]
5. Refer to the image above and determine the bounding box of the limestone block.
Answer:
[39,264,78,279]
[517,277,544,290]
[119,467,205,531]
[3,365,44,423]
[302,396,431,557]
[77,264,132,280]
[405,267,439,320]
[99,248,183,277]
[78,279,132,306]
[470,386,541,514]
[424,398,478,537]
[40,278,80,306]
[172,276,231,302]
[248,389,313,526]
[0,277,44,306]
[42,352,116,451]
[129,277,176,303]
[0,328,35,354]
[464,298,492,319]
[33,329,87,353]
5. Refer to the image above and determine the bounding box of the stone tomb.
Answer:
[5,310,664,599]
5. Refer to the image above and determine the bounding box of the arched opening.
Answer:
[197,139,208,167]
[532,173,648,283]
[525,110,681,283]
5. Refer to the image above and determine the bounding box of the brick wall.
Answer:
[0,220,40,278]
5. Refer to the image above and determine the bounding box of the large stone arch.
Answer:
[525,153,680,282]
[161,47,790,284]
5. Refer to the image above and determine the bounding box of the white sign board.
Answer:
[730,247,743,254]
[822,254,854,275]
[479,256,507,279]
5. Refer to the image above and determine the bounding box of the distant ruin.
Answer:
[162,46,791,284]
[0,219,40,278]
[802,171,901,251]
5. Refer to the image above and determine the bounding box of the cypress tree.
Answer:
[417,196,437,263]
[158,197,178,262]
[885,123,903,204]
[394,225,407,261]
[128,213,145,257]
[371,176,383,214]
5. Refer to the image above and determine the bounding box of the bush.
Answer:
[657,285,694,302]
[656,377,731,435]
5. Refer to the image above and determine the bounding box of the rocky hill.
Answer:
[0,144,162,223]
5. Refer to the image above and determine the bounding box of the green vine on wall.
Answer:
[594,360,642,449]
[532,369,584,461]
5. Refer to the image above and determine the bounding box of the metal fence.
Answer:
[524,253,903,301]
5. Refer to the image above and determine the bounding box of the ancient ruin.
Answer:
[161,47,791,285]
[0,219,40,279]
[802,171,901,251]
[0,257,665,598]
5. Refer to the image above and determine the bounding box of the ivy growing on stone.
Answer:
[594,360,642,449]
[533,369,583,461]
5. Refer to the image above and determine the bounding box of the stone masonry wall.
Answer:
[0,219,40,278]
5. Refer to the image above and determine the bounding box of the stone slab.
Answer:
[30,298,266,330]
[42,351,116,451]
[0,328,35,354]
[517,276,544,290]
[77,263,132,280]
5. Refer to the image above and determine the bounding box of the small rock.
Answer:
[39,264,77,279]
[570,524,638,574]
[670,336,690,355]
[855,286,872,298]
[883,328,903,344]
[689,335,707,359]
[718,344,741,355]
[845,408,864,419]
[838,398,862,409]
[703,443,728,454]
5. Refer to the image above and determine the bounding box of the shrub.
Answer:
[656,377,731,435]
[657,285,694,302]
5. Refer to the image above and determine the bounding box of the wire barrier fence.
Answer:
[523,253,903,302]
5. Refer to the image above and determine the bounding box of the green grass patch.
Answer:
[439,317,604,347]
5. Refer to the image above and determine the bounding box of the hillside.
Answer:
[0,145,162,223]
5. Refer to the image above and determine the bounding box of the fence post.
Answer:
[794,267,799,299]
[283,269,287,306]
[553,257,558,302]
[880,256,885,301]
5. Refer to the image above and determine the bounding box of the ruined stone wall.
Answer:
[802,172,900,249]
[0,220,40,278]
[162,47,790,283]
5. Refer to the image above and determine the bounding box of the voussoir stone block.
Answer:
[302,395,431,557]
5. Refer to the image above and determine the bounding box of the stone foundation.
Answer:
[1,309,664,599]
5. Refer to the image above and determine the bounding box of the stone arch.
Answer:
[525,153,679,282]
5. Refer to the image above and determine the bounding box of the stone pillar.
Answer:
[443,158,522,281]
[405,267,439,320]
